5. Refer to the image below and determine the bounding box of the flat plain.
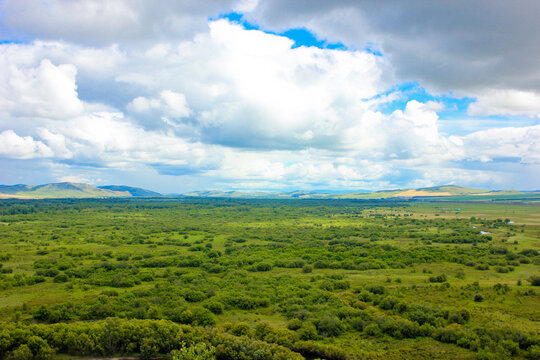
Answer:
[0,198,539,359]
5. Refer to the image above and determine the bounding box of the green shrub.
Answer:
[365,285,385,294]
[9,344,34,360]
[364,323,382,337]
[203,301,224,315]
[316,316,343,337]
[53,273,68,283]
[171,342,216,360]
[255,262,273,272]
[230,322,251,337]
[528,275,540,286]
[297,322,318,341]
[140,338,159,359]
[287,319,302,331]
[429,274,447,283]
[293,340,348,360]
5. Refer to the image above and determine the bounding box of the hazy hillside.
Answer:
[0,183,534,200]
[182,185,533,200]
[98,185,161,197]
[0,183,160,199]
[0,184,32,195]
[418,185,487,195]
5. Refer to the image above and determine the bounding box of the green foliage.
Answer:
[8,344,33,360]
[203,300,224,315]
[316,316,343,337]
[528,275,540,286]
[140,337,159,359]
[293,341,348,360]
[429,274,447,283]
[230,322,251,337]
[171,342,216,360]
[297,322,318,341]
[0,198,538,359]
[365,285,386,294]
[363,323,382,337]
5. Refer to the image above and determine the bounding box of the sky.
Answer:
[0,0,539,193]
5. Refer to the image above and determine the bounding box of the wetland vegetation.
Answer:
[0,198,539,359]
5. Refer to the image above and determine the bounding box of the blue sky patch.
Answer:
[364,42,383,56]
[215,12,347,50]
[376,82,475,119]
[0,39,24,44]
[373,82,537,135]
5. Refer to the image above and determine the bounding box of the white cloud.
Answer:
[468,89,540,117]
[57,175,94,184]
[0,130,53,159]
[461,125,540,164]
[212,147,392,189]
[35,112,221,174]
[127,90,191,126]
[341,100,463,163]
[410,167,505,190]
[0,57,83,119]
[118,20,388,149]
[36,128,73,159]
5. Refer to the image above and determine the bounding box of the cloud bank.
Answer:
[0,1,538,191]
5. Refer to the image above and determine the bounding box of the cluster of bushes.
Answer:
[528,275,540,286]
[277,287,539,359]
[219,293,270,310]
[347,291,539,358]
[0,319,306,360]
[371,295,471,326]
[429,274,448,283]
[432,326,539,359]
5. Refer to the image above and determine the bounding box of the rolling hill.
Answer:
[0,183,536,200]
[98,185,162,197]
[0,183,161,199]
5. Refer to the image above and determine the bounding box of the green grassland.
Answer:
[0,198,539,359]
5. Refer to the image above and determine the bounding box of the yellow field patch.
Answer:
[392,189,453,197]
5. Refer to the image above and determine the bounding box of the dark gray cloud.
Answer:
[245,0,540,94]
[0,0,236,46]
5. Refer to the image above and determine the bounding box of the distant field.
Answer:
[0,198,538,359]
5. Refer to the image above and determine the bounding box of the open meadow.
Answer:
[0,198,539,360]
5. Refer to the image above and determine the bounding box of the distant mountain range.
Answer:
[183,185,535,200]
[0,183,537,200]
[0,183,161,199]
